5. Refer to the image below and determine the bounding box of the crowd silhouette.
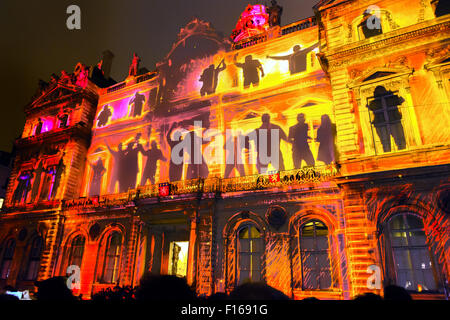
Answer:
[1,274,413,301]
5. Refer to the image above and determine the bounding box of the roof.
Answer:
[313,0,350,11]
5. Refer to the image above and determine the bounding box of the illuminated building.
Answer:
[0,1,449,300]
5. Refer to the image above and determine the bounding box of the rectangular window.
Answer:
[367,90,408,154]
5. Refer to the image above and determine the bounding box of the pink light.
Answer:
[231,4,269,43]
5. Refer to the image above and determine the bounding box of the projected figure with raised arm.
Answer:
[141,141,167,185]
[200,59,226,96]
[89,158,106,197]
[129,92,146,117]
[267,43,319,75]
[166,122,184,182]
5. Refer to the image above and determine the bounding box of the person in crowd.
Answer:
[229,282,290,300]
[35,277,77,301]
[383,285,412,301]
[136,274,196,301]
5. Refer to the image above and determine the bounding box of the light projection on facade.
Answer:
[1,0,449,301]
[83,23,332,198]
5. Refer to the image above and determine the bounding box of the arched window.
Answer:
[0,239,16,279]
[237,224,263,285]
[299,220,332,290]
[67,235,85,269]
[25,236,43,281]
[99,232,122,284]
[385,213,442,292]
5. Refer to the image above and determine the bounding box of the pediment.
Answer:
[348,66,413,89]
[30,84,80,108]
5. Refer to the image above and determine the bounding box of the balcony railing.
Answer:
[62,164,338,210]
[232,16,317,50]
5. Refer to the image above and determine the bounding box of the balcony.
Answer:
[62,164,338,210]
[232,16,317,50]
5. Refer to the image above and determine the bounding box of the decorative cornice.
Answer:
[325,19,450,66]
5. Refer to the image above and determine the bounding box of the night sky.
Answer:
[0,0,317,152]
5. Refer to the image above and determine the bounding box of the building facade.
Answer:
[0,0,449,299]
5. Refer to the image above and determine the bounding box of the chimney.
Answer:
[101,50,114,79]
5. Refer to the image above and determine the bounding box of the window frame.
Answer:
[98,231,122,284]
[24,236,43,281]
[67,235,86,271]
[366,89,407,154]
[383,213,443,293]
[0,238,16,280]
[297,220,333,290]
[235,224,264,285]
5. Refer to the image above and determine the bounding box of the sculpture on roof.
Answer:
[267,0,283,27]
[128,53,141,77]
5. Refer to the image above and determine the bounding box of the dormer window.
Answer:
[358,9,383,39]
[58,114,69,129]
[432,0,450,18]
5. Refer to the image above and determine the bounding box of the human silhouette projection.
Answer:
[289,113,315,168]
[224,132,249,178]
[30,160,45,202]
[89,158,106,197]
[185,130,210,180]
[106,142,126,193]
[267,43,319,75]
[129,92,146,117]
[35,118,43,135]
[267,0,283,27]
[39,166,55,201]
[97,105,112,127]
[367,86,406,153]
[316,114,336,165]
[166,122,184,182]
[234,54,264,89]
[141,141,167,185]
[13,172,32,203]
[122,135,145,191]
[199,59,226,96]
[50,155,66,199]
[252,113,287,174]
